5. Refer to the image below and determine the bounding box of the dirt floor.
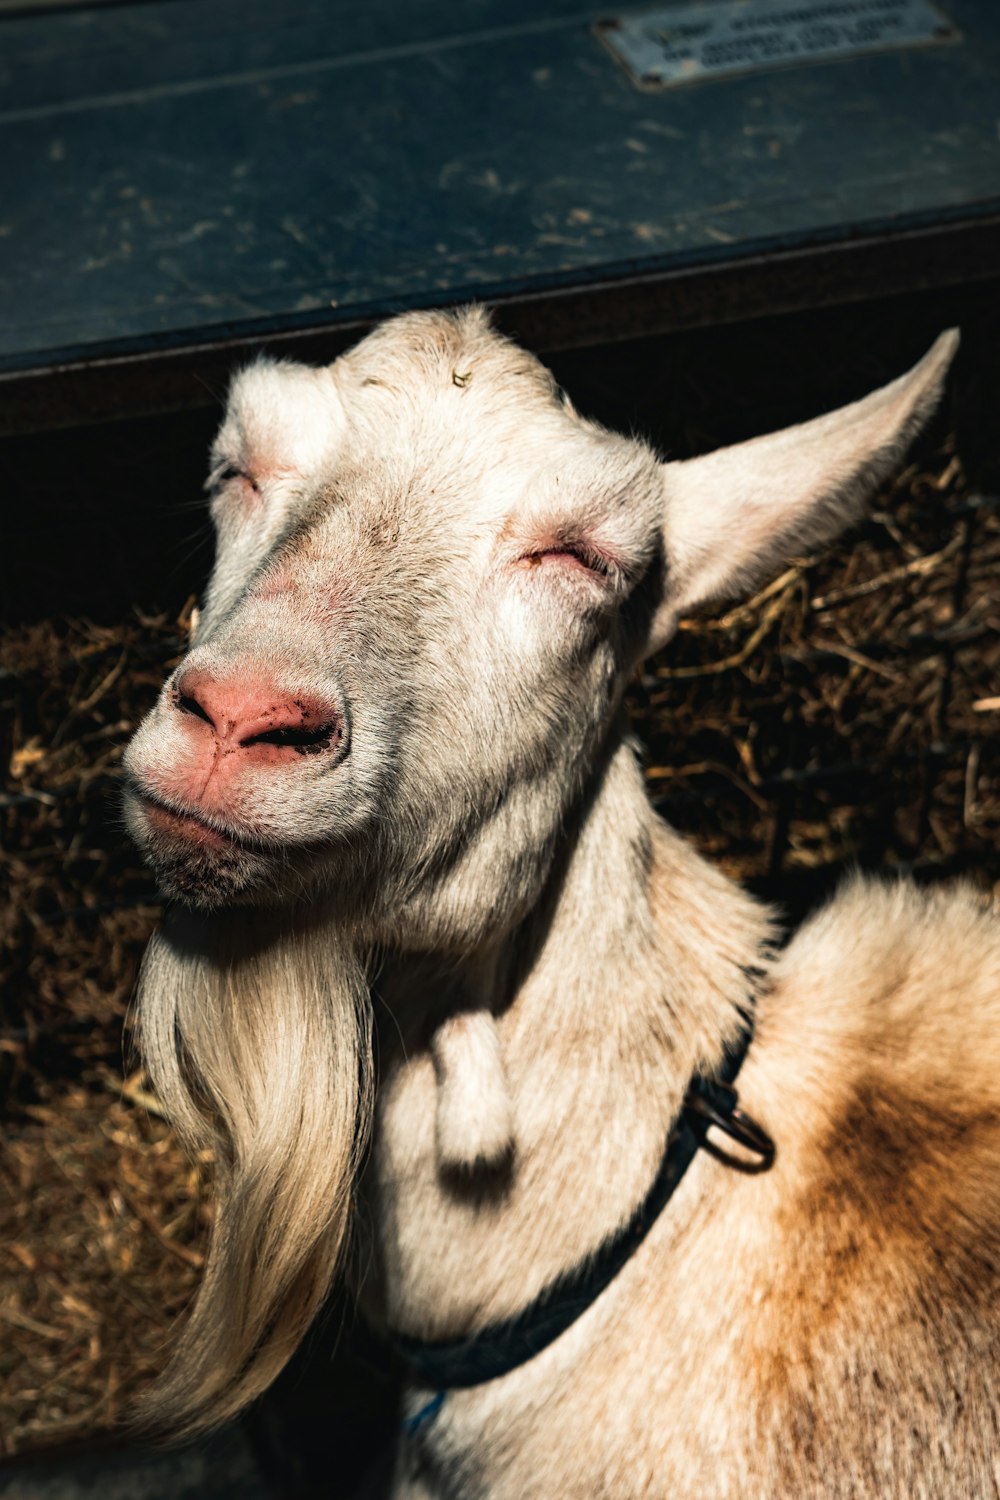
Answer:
[2,288,999,1487]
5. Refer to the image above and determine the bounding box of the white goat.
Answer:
[124,309,1000,1498]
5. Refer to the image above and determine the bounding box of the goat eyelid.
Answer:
[518,541,620,585]
[205,462,259,496]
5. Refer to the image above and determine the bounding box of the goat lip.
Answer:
[133,790,257,853]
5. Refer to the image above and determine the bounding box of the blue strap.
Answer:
[390,1003,772,1392]
[402,1389,446,1436]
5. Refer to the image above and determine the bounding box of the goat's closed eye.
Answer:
[207,463,259,498]
[518,540,620,587]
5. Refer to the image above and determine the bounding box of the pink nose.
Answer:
[172,668,343,763]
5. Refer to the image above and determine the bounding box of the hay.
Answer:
[0,604,207,1457]
[632,449,1000,897]
[1,429,998,1458]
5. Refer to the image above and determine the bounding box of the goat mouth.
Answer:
[129,788,261,854]
[122,782,297,909]
[123,779,361,910]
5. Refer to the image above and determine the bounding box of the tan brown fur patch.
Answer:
[739,1033,1000,1493]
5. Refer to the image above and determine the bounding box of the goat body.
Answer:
[124,310,1000,1496]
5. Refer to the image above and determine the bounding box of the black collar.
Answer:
[391,1004,775,1393]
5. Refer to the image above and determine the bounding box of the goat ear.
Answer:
[648,330,959,653]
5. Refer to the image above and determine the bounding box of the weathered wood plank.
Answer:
[0,0,996,426]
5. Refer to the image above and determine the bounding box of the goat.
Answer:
[123,308,1000,1497]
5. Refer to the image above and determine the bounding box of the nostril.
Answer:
[241,720,340,753]
[172,668,343,757]
[176,692,215,728]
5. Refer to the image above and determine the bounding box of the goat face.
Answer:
[123,309,665,925]
[124,308,956,930]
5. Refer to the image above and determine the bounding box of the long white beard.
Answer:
[132,904,372,1435]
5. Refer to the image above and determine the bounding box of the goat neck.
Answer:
[360,733,773,1341]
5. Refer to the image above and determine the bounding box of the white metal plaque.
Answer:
[596,0,958,90]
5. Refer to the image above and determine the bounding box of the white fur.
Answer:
[433,1008,514,1171]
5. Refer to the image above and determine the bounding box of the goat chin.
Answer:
[130,903,372,1437]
